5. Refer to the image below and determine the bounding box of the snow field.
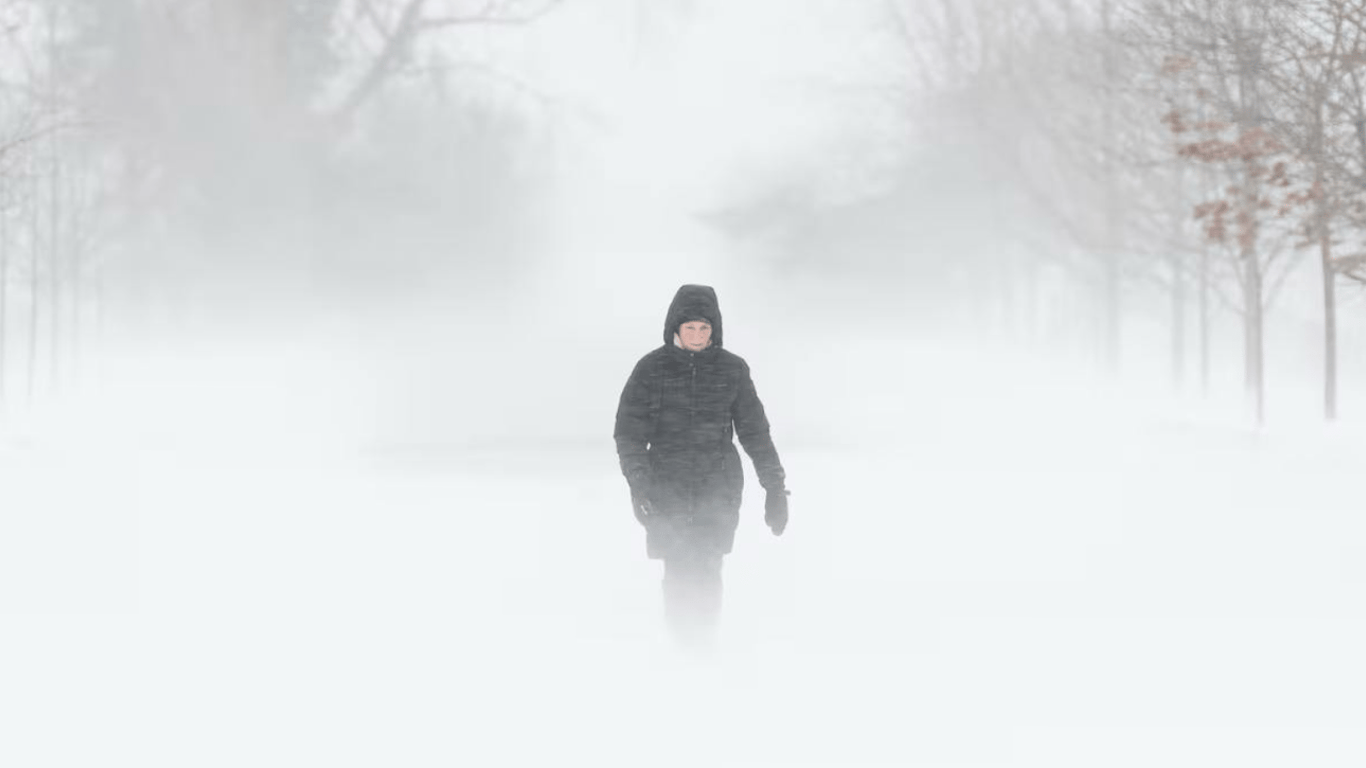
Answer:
[3,339,1365,766]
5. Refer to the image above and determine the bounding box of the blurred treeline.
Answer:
[4,0,1366,425]
[716,0,1366,424]
[0,0,560,413]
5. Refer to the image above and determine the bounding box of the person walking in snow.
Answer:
[614,284,789,646]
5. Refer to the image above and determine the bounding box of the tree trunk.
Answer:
[1312,105,1337,422]
[49,143,61,395]
[1199,243,1210,397]
[48,14,62,395]
[1104,252,1120,374]
[1101,0,1121,375]
[27,166,40,407]
[0,179,8,407]
[1320,224,1337,421]
[1239,154,1263,424]
[93,260,104,388]
[1171,249,1186,393]
[1242,248,1264,425]
[1170,165,1187,393]
[66,151,82,388]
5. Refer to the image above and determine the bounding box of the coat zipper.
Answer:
[689,360,696,427]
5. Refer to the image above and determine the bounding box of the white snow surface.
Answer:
[2,339,1364,768]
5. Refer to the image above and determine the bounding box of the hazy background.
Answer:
[2,2,1365,766]
[3,0,1366,445]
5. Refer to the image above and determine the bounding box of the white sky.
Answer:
[477,0,895,202]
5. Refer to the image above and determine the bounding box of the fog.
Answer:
[3,1,1365,766]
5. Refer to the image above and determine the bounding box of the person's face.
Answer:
[678,321,712,351]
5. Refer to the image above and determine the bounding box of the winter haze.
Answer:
[2,1,1364,767]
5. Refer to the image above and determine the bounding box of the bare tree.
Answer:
[0,0,569,428]
[898,0,1216,374]
[45,3,61,393]
[327,0,564,126]
[0,156,10,408]
[1252,0,1366,421]
[0,0,48,411]
[1125,0,1309,423]
[1319,5,1366,284]
[884,0,1130,348]
[888,0,1365,423]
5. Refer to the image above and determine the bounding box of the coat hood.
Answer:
[663,284,723,347]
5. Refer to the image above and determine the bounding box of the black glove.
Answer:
[764,489,789,536]
[628,473,653,526]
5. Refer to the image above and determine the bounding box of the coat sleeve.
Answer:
[732,361,786,492]
[613,355,655,485]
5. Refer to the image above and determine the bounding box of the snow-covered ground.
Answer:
[2,338,1364,767]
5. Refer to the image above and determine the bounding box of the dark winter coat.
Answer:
[614,285,786,560]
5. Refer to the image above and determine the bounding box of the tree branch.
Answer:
[330,0,427,125]
[418,0,562,30]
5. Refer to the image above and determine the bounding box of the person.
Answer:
[613,284,789,647]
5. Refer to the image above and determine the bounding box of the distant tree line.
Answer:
[0,0,560,417]
[895,0,1366,424]
[715,0,1366,425]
